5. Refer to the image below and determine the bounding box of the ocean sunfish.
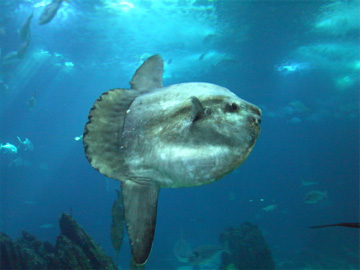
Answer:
[83,55,261,266]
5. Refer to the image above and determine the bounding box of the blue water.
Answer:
[1,0,359,269]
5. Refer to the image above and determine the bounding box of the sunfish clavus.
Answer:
[83,54,261,266]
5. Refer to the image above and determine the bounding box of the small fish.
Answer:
[0,79,9,92]
[17,136,34,151]
[39,0,66,25]
[173,230,192,263]
[310,223,360,229]
[40,223,54,229]
[27,90,37,110]
[301,180,318,186]
[262,204,277,212]
[305,190,327,204]
[1,51,19,66]
[111,190,125,261]
[19,11,33,42]
[198,53,206,61]
[0,143,18,154]
[74,135,83,141]
[187,245,229,266]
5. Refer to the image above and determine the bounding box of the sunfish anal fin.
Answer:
[121,179,160,265]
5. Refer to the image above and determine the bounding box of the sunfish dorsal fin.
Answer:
[121,179,160,265]
[129,54,163,92]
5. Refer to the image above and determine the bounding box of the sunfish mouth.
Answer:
[243,104,262,150]
[248,105,262,127]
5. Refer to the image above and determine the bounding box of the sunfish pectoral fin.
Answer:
[121,179,160,265]
[190,96,211,123]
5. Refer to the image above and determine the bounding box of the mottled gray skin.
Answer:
[122,82,261,188]
[83,55,261,266]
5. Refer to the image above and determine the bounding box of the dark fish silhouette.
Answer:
[310,223,360,229]
[27,90,37,110]
[111,190,125,260]
[19,11,33,41]
[17,38,30,58]
[39,0,65,25]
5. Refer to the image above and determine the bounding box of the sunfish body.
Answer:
[83,55,261,265]
[39,0,65,25]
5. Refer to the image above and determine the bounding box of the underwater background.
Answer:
[0,0,359,269]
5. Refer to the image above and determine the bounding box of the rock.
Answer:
[0,213,116,270]
[56,213,116,269]
[0,232,22,269]
[220,222,275,269]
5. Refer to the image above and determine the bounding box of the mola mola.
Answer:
[83,55,261,266]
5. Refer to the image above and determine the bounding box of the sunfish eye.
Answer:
[231,102,238,110]
[204,108,212,115]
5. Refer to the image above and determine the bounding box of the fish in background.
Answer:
[305,190,328,204]
[17,136,34,151]
[173,229,192,263]
[39,0,67,25]
[1,51,19,66]
[26,90,37,110]
[0,76,9,92]
[17,38,31,59]
[262,204,278,212]
[74,135,83,141]
[19,11,33,42]
[186,245,230,267]
[39,223,54,229]
[16,12,33,59]
[301,179,318,186]
[110,189,125,265]
[310,223,360,229]
[0,143,18,154]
